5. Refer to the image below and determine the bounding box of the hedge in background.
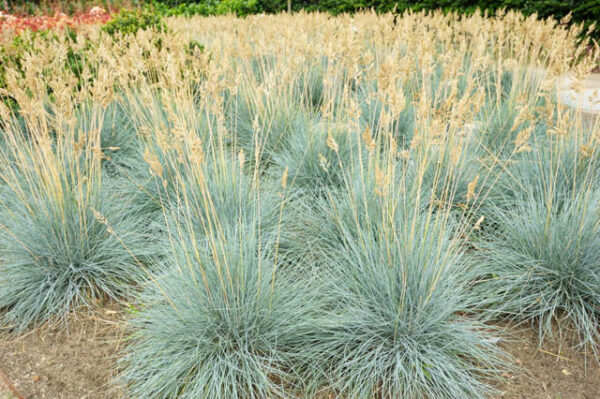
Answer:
[153,0,600,39]
[3,1,599,40]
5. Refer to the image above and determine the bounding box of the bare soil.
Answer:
[1,312,599,399]
[0,308,125,399]
[496,324,600,399]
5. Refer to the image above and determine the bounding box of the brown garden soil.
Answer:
[495,323,600,399]
[1,312,600,399]
[0,306,126,399]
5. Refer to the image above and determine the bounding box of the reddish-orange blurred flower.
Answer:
[0,8,112,34]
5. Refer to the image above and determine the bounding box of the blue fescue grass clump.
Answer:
[470,125,600,357]
[411,133,486,214]
[227,93,312,168]
[289,163,507,398]
[119,155,326,398]
[119,230,324,399]
[270,119,358,195]
[486,132,600,211]
[322,222,505,398]
[114,90,222,216]
[355,80,416,145]
[0,136,155,332]
[158,154,284,250]
[473,188,600,358]
[95,101,141,173]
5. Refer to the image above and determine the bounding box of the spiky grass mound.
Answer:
[120,184,324,399]
[297,166,506,398]
[70,101,141,175]
[486,133,600,211]
[120,231,323,399]
[0,164,154,332]
[270,119,357,194]
[323,230,504,398]
[119,157,324,398]
[474,189,600,357]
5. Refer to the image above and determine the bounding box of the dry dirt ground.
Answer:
[0,307,125,399]
[1,313,599,399]
[496,324,600,399]
[1,74,600,399]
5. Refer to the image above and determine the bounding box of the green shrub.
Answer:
[152,0,599,40]
[3,1,131,15]
[102,8,166,35]
[150,0,259,16]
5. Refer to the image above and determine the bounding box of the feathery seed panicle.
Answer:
[0,8,598,399]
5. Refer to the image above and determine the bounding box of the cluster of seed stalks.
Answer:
[0,10,599,399]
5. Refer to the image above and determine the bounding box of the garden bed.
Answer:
[0,9,599,399]
[0,307,124,399]
[2,317,599,398]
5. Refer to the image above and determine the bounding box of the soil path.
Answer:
[1,315,599,399]
[497,325,600,399]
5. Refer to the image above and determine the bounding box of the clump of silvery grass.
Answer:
[290,158,507,398]
[116,88,221,216]
[119,152,326,398]
[91,101,140,174]
[270,118,358,195]
[473,187,600,359]
[225,69,313,170]
[0,115,155,332]
[487,131,600,211]
[472,124,600,354]
[119,229,325,398]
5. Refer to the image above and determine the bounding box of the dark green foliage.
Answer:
[149,0,259,16]
[3,0,599,39]
[102,8,166,35]
[149,0,599,39]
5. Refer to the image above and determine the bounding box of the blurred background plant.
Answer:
[1,1,599,42]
